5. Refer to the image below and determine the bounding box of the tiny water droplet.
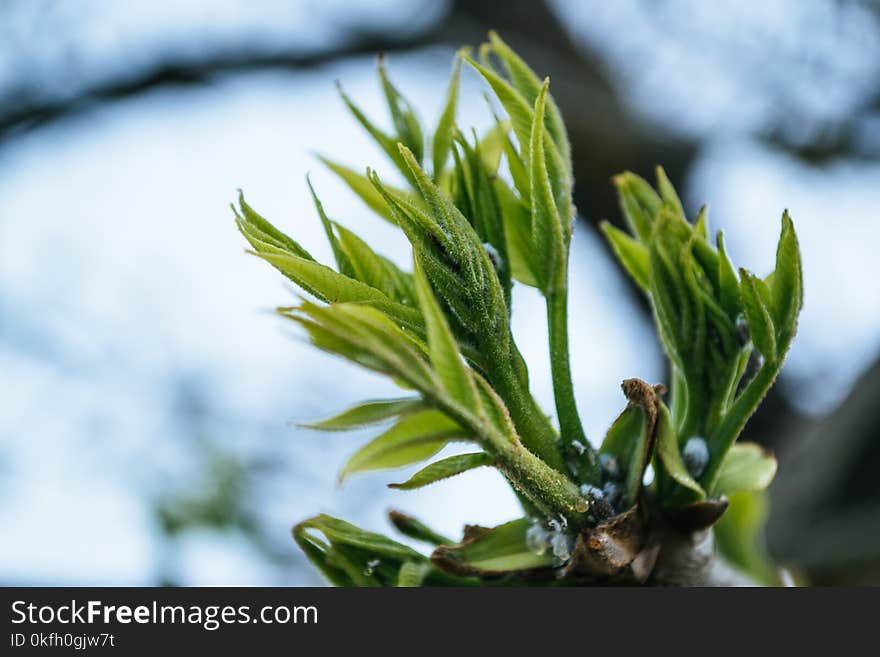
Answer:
[526,522,550,555]
[683,437,709,479]
[551,532,573,562]
[599,453,621,480]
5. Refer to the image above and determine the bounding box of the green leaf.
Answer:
[601,221,650,292]
[694,205,709,239]
[613,172,661,243]
[397,561,431,587]
[255,247,422,334]
[477,118,508,174]
[306,176,352,277]
[388,510,453,546]
[713,442,777,496]
[501,126,530,204]
[766,210,803,351]
[716,232,741,319]
[452,130,506,248]
[394,145,508,339]
[369,169,455,252]
[294,514,426,587]
[464,56,534,163]
[292,521,356,586]
[286,301,433,390]
[318,156,397,223]
[449,131,511,303]
[340,410,468,481]
[431,518,554,576]
[599,404,651,509]
[656,165,684,218]
[432,54,462,179]
[254,250,381,304]
[337,82,415,186]
[495,178,541,287]
[413,255,480,410]
[529,78,565,292]
[486,31,571,169]
[234,192,313,260]
[655,403,705,502]
[334,223,416,305]
[370,169,488,337]
[690,235,721,293]
[471,373,519,443]
[739,269,777,364]
[648,230,689,366]
[681,243,708,378]
[713,491,778,585]
[398,143,479,250]
[378,55,424,164]
[301,397,427,431]
[389,452,494,490]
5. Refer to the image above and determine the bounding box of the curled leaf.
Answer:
[600,379,662,509]
[388,510,453,546]
[293,514,425,586]
[654,402,706,503]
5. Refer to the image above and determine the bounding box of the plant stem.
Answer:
[432,389,587,528]
[650,527,760,586]
[491,358,567,474]
[496,437,590,529]
[703,362,779,490]
[546,288,599,482]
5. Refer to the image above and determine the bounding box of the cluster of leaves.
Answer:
[235,33,802,585]
[602,171,801,582]
[604,173,801,501]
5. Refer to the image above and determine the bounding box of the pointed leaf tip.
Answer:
[389,452,494,490]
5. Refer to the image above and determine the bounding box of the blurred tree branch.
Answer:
[768,356,880,584]
[0,0,694,227]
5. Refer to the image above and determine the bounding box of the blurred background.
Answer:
[1,0,878,585]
